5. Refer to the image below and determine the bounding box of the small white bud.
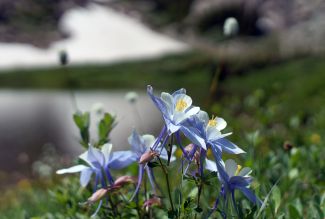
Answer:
[223,17,239,37]
[91,102,104,114]
[125,91,139,103]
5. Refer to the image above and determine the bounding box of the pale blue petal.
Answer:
[56,164,89,174]
[225,159,237,177]
[205,159,218,172]
[196,110,209,125]
[229,176,250,187]
[238,187,262,205]
[88,144,105,167]
[210,146,228,181]
[206,126,223,141]
[147,85,169,117]
[173,112,187,125]
[172,88,186,96]
[101,143,112,166]
[79,151,93,167]
[167,121,181,134]
[215,138,245,154]
[142,134,156,150]
[184,106,200,118]
[161,92,174,116]
[238,167,252,177]
[80,168,93,187]
[107,151,136,169]
[215,117,227,131]
[180,126,206,150]
[128,129,146,155]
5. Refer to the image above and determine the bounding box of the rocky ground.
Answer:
[0,0,88,47]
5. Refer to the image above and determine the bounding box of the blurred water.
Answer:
[0,3,188,70]
[0,90,162,173]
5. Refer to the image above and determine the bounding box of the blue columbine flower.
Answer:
[128,129,176,200]
[56,143,136,188]
[207,158,262,212]
[147,85,200,134]
[147,85,205,155]
[185,110,245,160]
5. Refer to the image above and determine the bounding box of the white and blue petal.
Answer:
[56,164,90,174]
[174,94,192,112]
[142,134,156,150]
[107,151,136,169]
[196,110,209,125]
[128,130,146,155]
[161,92,174,116]
[147,85,169,117]
[172,88,186,97]
[225,159,237,177]
[238,167,252,177]
[215,117,227,131]
[184,106,200,119]
[180,125,206,150]
[205,159,218,172]
[80,168,94,187]
[237,187,262,205]
[101,143,113,165]
[214,138,245,154]
[166,121,181,134]
[88,144,105,168]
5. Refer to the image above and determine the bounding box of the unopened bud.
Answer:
[125,91,139,103]
[143,196,161,208]
[87,188,107,204]
[114,176,137,187]
[223,17,239,37]
[283,141,293,151]
[139,151,159,164]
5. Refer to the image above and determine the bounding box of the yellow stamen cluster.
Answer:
[175,99,187,112]
[234,165,242,176]
[208,115,218,127]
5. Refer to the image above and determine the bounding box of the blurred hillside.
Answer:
[109,0,325,62]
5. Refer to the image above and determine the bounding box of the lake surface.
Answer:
[0,90,163,174]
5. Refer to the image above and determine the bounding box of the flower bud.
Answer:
[125,91,139,103]
[223,17,239,37]
[87,188,107,204]
[113,175,137,187]
[283,141,293,151]
[139,150,159,164]
[143,196,161,208]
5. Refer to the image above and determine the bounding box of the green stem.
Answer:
[167,134,174,166]
[157,157,175,212]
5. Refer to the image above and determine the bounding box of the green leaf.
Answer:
[256,178,281,218]
[288,204,301,219]
[271,185,281,214]
[73,111,90,146]
[97,113,116,145]
[174,188,182,209]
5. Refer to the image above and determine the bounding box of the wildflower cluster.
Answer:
[57,85,261,218]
